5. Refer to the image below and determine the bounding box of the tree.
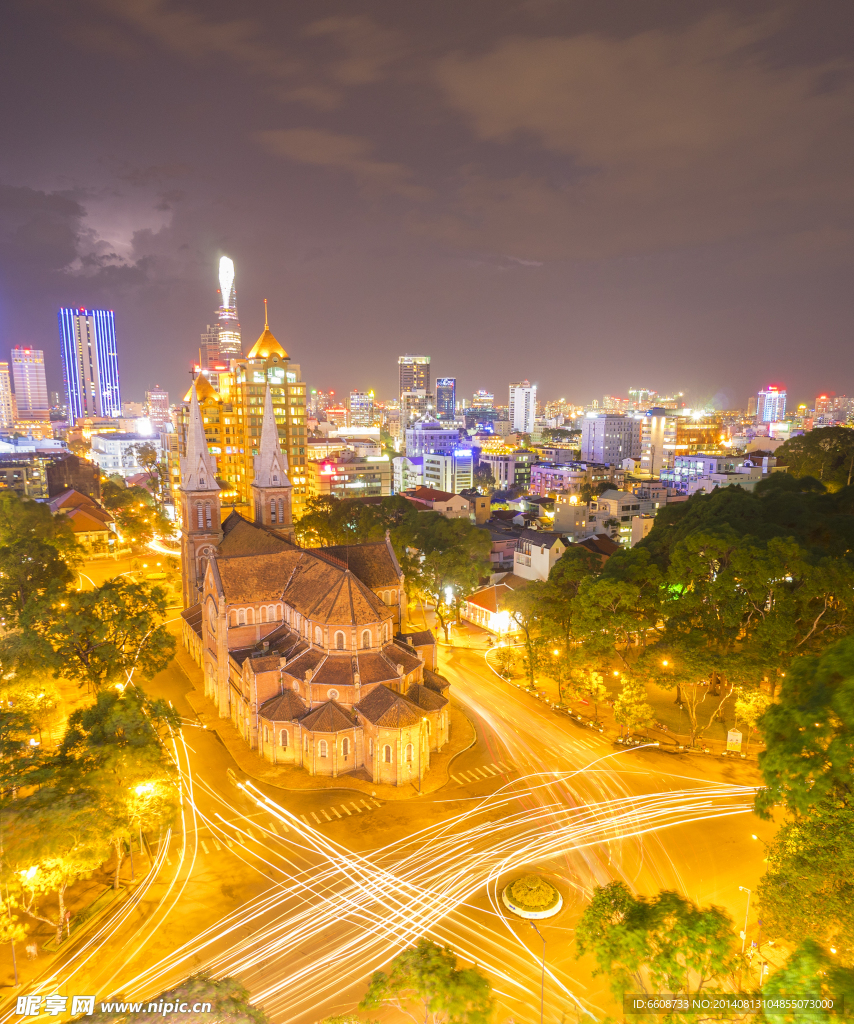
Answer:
[59,687,180,888]
[755,636,854,817]
[0,538,75,621]
[576,882,736,1006]
[0,701,43,794]
[759,940,854,1023]
[504,584,546,689]
[5,578,176,693]
[757,802,854,962]
[613,677,653,736]
[87,973,270,1023]
[2,790,108,943]
[0,489,75,552]
[774,427,854,488]
[360,938,493,1024]
[734,690,770,755]
[576,670,609,720]
[539,547,601,696]
[129,442,165,504]
[102,480,171,549]
[473,464,496,495]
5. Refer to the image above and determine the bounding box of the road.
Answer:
[2,624,772,1024]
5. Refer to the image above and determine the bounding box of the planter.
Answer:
[501,874,563,920]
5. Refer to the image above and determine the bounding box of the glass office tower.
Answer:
[58,308,122,422]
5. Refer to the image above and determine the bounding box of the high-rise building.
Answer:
[509,380,536,434]
[0,363,13,429]
[398,355,431,400]
[349,390,374,427]
[756,386,787,423]
[177,306,308,517]
[57,308,122,422]
[11,347,50,423]
[581,413,642,466]
[145,387,171,432]
[216,256,241,359]
[472,390,494,410]
[199,325,220,370]
[436,377,456,419]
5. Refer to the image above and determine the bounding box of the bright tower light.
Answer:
[219,256,235,309]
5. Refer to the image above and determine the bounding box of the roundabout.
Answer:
[501,874,563,920]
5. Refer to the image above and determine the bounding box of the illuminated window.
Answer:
[319,740,328,758]
[335,631,345,650]
[280,730,288,748]
[361,630,371,649]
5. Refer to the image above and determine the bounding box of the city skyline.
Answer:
[2,2,853,407]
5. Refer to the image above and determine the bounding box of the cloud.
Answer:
[303,15,406,87]
[257,128,430,201]
[428,13,854,259]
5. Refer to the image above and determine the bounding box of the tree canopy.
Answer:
[774,427,854,489]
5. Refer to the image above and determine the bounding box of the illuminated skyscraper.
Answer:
[436,377,456,418]
[756,386,786,423]
[11,347,49,423]
[58,308,122,422]
[398,354,431,400]
[0,363,13,428]
[216,256,241,359]
[509,380,536,433]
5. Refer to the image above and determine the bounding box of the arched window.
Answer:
[314,626,322,645]
[342,738,350,758]
[335,631,345,650]
[319,740,328,758]
[383,744,392,763]
[246,608,255,625]
[425,718,431,735]
[270,499,277,523]
[264,726,269,743]
[361,629,371,650]
[260,606,268,623]
[196,503,204,529]
[383,623,389,643]
[237,608,247,626]
[280,730,289,748]
[369,738,374,757]
[278,498,285,521]
[229,610,238,627]
[405,743,414,762]
[204,502,212,529]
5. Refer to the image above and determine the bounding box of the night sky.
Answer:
[2,0,853,409]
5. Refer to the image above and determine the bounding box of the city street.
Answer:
[1,626,772,1024]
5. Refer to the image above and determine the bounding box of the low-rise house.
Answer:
[513,530,567,581]
[462,573,530,634]
[49,488,117,555]
[402,486,471,519]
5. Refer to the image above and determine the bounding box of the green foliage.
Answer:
[102,480,171,549]
[759,940,854,1023]
[506,874,559,910]
[473,463,496,494]
[0,538,75,620]
[613,677,654,735]
[4,578,176,693]
[774,427,854,489]
[757,803,854,962]
[360,938,493,1024]
[505,585,546,688]
[294,494,412,547]
[0,489,75,552]
[576,881,736,1006]
[88,973,270,1024]
[755,636,854,817]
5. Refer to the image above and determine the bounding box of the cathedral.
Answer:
[179,357,449,786]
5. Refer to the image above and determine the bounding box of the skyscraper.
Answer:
[216,256,241,359]
[756,386,787,423]
[0,363,13,429]
[58,308,122,422]
[509,380,537,433]
[398,355,431,400]
[11,347,49,423]
[145,386,171,432]
[436,377,456,418]
[349,390,374,427]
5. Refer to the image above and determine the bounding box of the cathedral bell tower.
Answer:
[251,384,294,541]
[180,382,223,608]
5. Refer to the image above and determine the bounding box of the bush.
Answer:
[506,874,560,911]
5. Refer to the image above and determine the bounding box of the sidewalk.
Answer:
[172,642,477,800]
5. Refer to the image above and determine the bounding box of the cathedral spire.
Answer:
[180,382,219,492]
[253,385,290,489]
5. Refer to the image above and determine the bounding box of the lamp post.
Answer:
[738,886,751,953]
[530,920,545,1024]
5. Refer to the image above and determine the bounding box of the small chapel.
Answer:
[179,362,449,786]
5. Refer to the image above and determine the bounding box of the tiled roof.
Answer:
[406,682,448,711]
[245,653,281,673]
[283,560,390,626]
[281,648,326,679]
[218,516,295,557]
[301,700,357,733]
[396,630,435,647]
[409,486,457,502]
[63,507,113,533]
[181,604,203,637]
[258,690,307,722]
[353,650,403,686]
[310,540,401,588]
[576,534,620,558]
[517,529,565,548]
[215,550,302,603]
[356,685,421,727]
[311,655,358,689]
[423,669,450,694]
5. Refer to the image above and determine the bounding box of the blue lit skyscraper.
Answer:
[58,308,122,422]
[436,377,456,419]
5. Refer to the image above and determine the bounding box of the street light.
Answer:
[530,920,545,1024]
[738,886,751,953]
